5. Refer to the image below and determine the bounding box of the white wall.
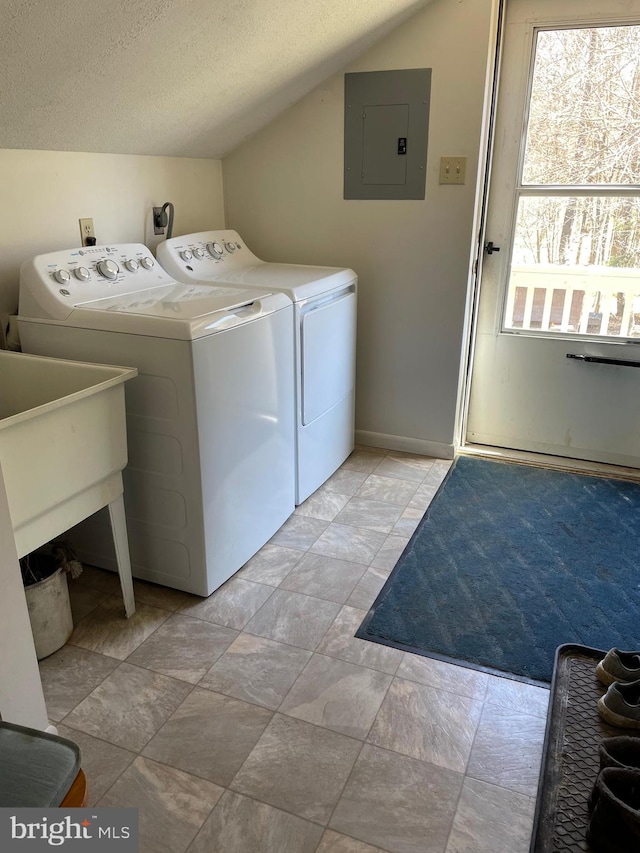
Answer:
[0,150,225,318]
[223,0,494,455]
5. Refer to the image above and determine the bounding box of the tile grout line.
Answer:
[60,660,200,749]
[314,738,366,834]
[441,767,468,853]
[461,694,546,800]
[225,710,364,827]
[238,545,305,588]
[274,649,397,726]
[324,738,466,851]
[437,645,494,847]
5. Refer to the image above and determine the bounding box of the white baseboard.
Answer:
[355,430,454,459]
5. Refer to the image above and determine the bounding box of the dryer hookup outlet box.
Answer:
[153,207,166,235]
[344,68,431,200]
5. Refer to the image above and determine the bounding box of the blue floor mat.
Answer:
[357,456,640,682]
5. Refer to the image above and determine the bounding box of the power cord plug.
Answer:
[153,202,174,237]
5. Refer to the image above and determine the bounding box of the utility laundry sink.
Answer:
[0,350,137,616]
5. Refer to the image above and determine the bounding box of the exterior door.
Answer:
[466,0,640,469]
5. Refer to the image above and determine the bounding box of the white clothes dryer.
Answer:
[18,244,295,596]
[157,230,357,504]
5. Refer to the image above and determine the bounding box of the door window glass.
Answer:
[503,25,640,338]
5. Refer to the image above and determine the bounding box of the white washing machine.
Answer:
[18,244,295,596]
[157,230,357,504]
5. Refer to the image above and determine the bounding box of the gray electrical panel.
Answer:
[344,68,431,200]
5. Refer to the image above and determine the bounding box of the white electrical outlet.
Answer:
[439,157,467,185]
[79,218,95,244]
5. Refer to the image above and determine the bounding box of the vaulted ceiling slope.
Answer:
[1,0,432,159]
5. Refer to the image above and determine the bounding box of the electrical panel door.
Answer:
[344,68,431,200]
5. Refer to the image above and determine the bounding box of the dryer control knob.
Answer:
[53,269,71,284]
[193,248,204,259]
[225,242,236,253]
[124,259,139,272]
[73,266,90,281]
[140,256,155,270]
[97,259,120,280]
[180,250,193,261]
[206,242,223,259]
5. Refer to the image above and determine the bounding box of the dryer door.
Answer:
[301,289,356,425]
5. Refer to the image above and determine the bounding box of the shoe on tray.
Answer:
[586,767,640,852]
[588,738,640,811]
[596,650,640,687]
[598,681,640,729]
[599,736,640,770]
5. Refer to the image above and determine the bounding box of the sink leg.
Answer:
[108,494,136,619]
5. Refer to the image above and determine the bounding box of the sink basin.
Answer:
[0,350,136,560]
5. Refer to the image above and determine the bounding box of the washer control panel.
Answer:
[157,230,260,283]
[19,244,179,321]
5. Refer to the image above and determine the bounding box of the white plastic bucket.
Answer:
[24,567,73,660]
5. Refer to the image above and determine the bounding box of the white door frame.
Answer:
[455,0,640,479]
[454,0,505,454]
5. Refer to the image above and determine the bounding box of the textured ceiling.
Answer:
[1,0,432,159]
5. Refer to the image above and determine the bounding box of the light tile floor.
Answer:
[40,447,549,853]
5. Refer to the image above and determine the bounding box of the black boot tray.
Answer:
[530,643,640,852]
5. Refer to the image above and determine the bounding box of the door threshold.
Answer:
[459,443,640,483]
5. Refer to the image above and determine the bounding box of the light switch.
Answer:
[439,157,467,185]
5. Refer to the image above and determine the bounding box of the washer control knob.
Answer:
[180,250,193,261]
[53,269,71,284]
[124,259,139,272]
[193,248,204,259]
[97,259,120,280]
[225,242,236,253]
[140,256,155,270]
[73,266,90,281]
[206,242,223,259]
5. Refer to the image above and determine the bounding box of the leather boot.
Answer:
[586,767,640,853]
[599,737,640,771]
[588,737,640,811]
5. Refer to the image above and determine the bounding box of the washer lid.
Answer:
[24,283,293,340]
[197,263,356,303]
[77,281,270,318]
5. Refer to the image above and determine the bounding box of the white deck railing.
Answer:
[505,265,640,338]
